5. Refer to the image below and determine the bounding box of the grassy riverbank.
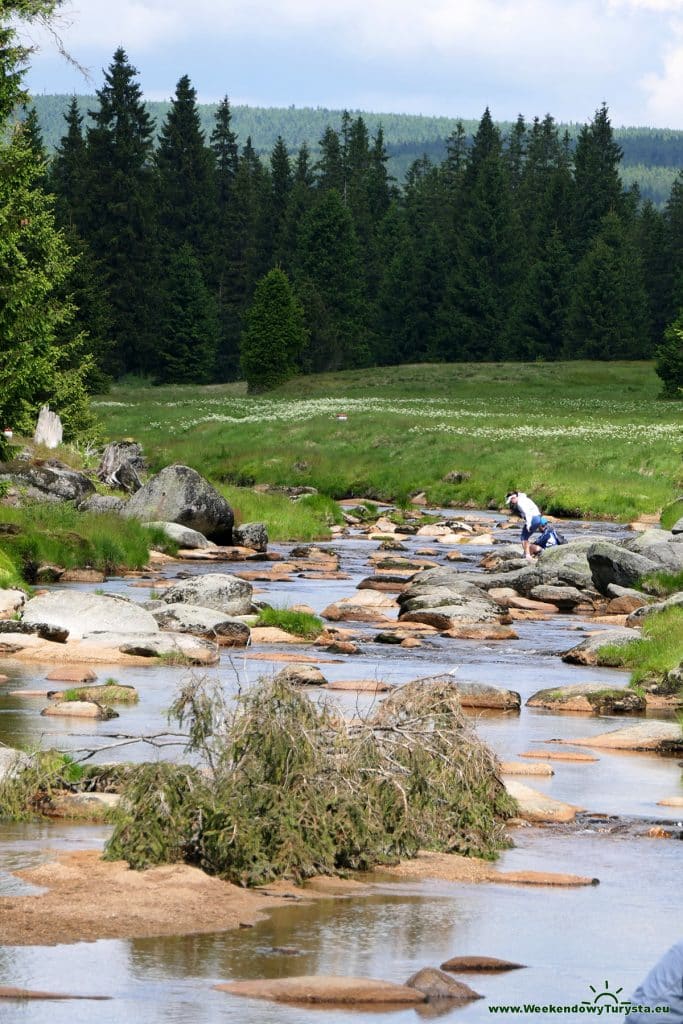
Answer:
[0,505,175,582]
[95,361,681,521]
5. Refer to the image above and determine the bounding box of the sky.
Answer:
[18,0,683,128]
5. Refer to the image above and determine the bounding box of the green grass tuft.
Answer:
[256,606,324,638]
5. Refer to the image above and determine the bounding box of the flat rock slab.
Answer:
[504,780,583,823]
[493,871,599,887]
[214,976,425,1005]
[442,624,519,641]
[441,956,525,973]
[46,667,98,683]
[0,987,110,1001]
[520,750,598,763]
[41,700,118,720]
[326,679,392,692]
[22,592,159,640]
[500,761,554,776]
[250,627,312,645]
[555,721,683,751]
[657,797,683,807]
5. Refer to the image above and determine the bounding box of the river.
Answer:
[0,510,680,1022]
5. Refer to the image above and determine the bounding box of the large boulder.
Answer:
[160,573,253,616]
[587,541,660,594]
[22,592,159,639]
[122,465,234,543]
[0,462,94,504]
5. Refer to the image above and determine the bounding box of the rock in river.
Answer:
[527,683,645,714]
[160,574,253,616]
[22,592,158,639]
[214,976,425,1005]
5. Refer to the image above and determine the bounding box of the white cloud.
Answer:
[20,0,683,125]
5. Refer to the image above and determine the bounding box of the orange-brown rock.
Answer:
[326,679,392,693]
[442,624,519,640]
[45,667,98,683]
[520,750,598,763]
[60,569,106,584]
[500,761,554,776]
[0,987,110,1001]
[215,976,425,1005]
[440,956,525,973]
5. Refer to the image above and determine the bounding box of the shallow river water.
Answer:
[0,511,681,1023]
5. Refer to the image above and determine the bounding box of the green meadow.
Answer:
[95,361,681,524]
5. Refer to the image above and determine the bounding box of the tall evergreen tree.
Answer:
[566,212,649,359]
[84,47,158,375]
[316,125,344,193]
[572,103,624,252]
[506,229,571,360]
[637,200,671,354]
[155,74,215,264]
[210,96,241,379]
[50,96,88,229]
[295,189,369,370]
[436,109,521,361]
[655,317,683,398]
[240,268,307,391]
[157,244,219,383]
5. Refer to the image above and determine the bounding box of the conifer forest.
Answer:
[5,39,683,411]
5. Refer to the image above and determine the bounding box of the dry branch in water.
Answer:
[104,677,516,885]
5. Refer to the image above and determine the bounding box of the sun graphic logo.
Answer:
[582,980,624,1007]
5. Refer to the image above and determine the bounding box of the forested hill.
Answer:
[29,94,683,206]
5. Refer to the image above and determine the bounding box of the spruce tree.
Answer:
[506,229,571,360]
[316,126,344,193]
[566,212,649,359]
[156,74,215,264]
[572,103,624,252]
[295,189,369,369]
[157,244,219,384]
[85,48,158,375]
[240,268,307,391]
[50,96,88,230]
[436,109,521,361]
[637,200,671,355]
[210,96,241,379]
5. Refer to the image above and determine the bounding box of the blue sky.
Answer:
[19,0,683,127]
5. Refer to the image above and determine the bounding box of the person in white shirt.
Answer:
[505,490,543,561]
